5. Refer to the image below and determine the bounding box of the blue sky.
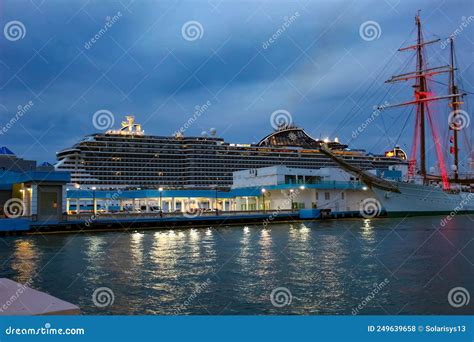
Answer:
[0,0,473,168]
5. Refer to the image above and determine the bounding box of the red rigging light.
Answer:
[414,91,432,100]
[385,147,408,160]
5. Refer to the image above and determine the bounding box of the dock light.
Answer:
[362,186,368,191]
[158,187,163,212]
[289,189,294,193]
[299,185,305,190]
[261,188,266,213]
[91,187,97,215]
[74,183,80,189]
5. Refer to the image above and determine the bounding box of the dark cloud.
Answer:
[0,0,472,170]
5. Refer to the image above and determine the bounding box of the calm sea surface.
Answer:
[1,216,473,315]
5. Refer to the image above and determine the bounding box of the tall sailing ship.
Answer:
[351,13,474,216]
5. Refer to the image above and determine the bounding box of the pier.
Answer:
[0,278,80,315]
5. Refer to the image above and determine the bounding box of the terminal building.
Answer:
[64,165,400,217]
[0,147,70,230]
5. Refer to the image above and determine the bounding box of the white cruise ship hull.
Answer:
[371,182,474,217]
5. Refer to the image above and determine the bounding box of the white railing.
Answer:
[67,209,296,221]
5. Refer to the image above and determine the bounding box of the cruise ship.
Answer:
[55,116,407,189]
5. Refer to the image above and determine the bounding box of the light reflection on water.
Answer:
[1,216,473,315]
[11,240,39,284]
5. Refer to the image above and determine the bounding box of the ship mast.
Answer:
[381,12,465,188]
[415,13,427,182]
[449,37,460,181]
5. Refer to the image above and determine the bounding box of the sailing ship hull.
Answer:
[371,182,474,217]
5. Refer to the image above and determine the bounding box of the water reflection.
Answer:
[130,232,144,265]
[1,217,471,315]
[84,236,108,283]
[11,239,39,284]
[360,219,375,242]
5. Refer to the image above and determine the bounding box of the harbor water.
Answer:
[1,216,473,315]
